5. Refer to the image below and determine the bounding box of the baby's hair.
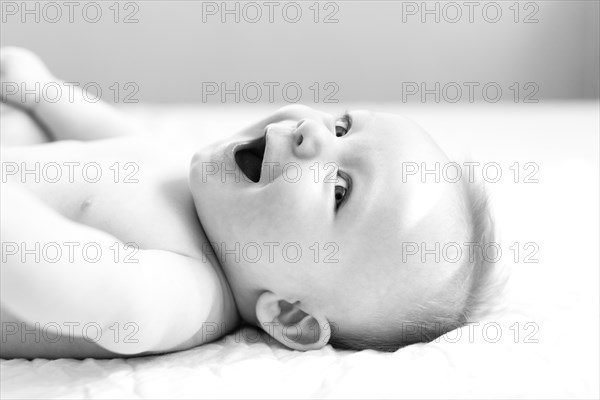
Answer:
[329,171,504,352]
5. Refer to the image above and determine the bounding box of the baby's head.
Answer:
[190,105,496,351]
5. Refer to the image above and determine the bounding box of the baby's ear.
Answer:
[255,291,331,351]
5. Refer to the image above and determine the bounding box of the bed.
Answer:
[1,102,598,399]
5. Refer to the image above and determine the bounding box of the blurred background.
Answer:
[1,0,599,104]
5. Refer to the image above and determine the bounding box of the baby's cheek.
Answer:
[277,177,326,219]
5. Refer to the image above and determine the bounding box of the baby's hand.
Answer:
[0,47,54,110]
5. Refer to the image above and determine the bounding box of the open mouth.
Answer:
[234,135,266,183]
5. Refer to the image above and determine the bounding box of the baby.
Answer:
[0,48,496,359]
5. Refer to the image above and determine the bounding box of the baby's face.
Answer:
[190,105,470,340]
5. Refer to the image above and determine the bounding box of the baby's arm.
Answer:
[1,184,220,355]
[0,47,143,142]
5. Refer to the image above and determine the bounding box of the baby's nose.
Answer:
[292,119,327,160]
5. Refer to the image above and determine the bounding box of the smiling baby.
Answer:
[0,47,497,358]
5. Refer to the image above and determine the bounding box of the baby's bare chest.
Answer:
[3,139,207,258]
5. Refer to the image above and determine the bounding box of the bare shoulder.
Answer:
[0,250,238,359]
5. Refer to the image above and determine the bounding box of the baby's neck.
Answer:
[196,218,241,336]
[209,257,241,332]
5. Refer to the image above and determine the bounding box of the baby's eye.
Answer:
[335,171,351,210]
[335,113,352,137]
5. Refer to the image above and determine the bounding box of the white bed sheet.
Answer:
[1,102,599,399]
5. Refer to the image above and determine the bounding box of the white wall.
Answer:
[1,0,598,103]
